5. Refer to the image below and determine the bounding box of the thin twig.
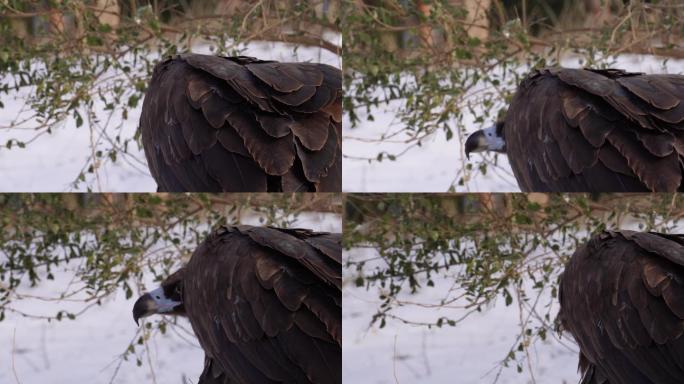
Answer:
[12,327,22,384]
[393,334,400,384]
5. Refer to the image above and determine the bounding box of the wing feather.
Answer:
[184,226,341,384]
[200,93,235,129]
[246,62,304,93]
[296,124,339,183]
[290,113,331,151]
[505,68,684,192]
[227,110,296,176]
[560,231,684,383]
[140,54,341,192]
[273,86,318,106]
[198,356,232,384]
[316,150,342,192]
[216,125,251,157]
[281,165,312,192]
[201,144,267,191]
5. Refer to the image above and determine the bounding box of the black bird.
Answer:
[559,230,684,384]
[133,225,342,384]
[465,68,684,192]
[139,54,342,192]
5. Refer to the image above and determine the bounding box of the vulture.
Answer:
[139,54,342,192]
[132,225,341,384]
[465,68,684,192]
[559,230,684,384]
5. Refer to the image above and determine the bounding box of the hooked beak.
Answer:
[132,286,182,326]
[464,130,486,160]
[464,124,506,160]
[132,293,155,326]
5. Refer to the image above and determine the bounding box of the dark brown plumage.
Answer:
[466,68,684,192]
[132,225,341,384]
[559,230,684,384]
[139,54,342,192]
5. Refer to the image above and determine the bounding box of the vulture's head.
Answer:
[132,268,186,325]
[464,121,506,159]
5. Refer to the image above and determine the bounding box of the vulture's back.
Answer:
[559,231,684,383]
[139,54,342,192]
[505,68,684,192]
[183,225,341,384]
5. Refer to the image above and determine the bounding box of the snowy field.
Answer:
[0,212,341,384]
[0,38,340,192]
[342,54,684,192]
[343,247,579,384]
[343,219,684,384]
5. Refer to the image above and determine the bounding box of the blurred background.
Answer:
[0,0,341,191]
[342,0,684,192]
[0,193,342,383]
[343,193,684,383]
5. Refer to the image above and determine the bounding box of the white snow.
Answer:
[343,247,579,384]
[0,39,340,192]
[0,211,341,384]
[342,54,684,192]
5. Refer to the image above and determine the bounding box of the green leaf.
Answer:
[127,94,140,108]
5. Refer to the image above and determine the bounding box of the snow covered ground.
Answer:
[0,38,340,192]
[342,54,684,192]
[343,247,579,384]
[0,211,341,384]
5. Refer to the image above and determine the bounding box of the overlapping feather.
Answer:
[140,54,342,192]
